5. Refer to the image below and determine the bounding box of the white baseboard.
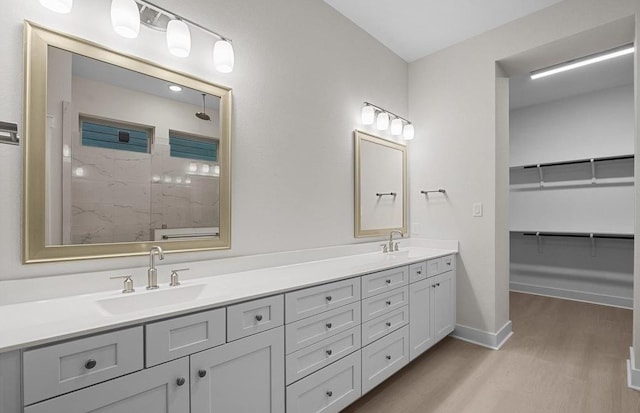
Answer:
[451,320,513,350]
[510,282,632,309]
[627,347,640,391]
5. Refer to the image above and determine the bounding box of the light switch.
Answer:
[412,223,420,234]
[472,203,483,217]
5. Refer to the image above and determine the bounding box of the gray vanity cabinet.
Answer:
[409,256,457,361]
[24,357,189,413]
[190,326,285,413]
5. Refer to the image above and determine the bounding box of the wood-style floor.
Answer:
[344,292,640,413]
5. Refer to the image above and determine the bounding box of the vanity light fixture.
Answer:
[531,44,635,80]
[361,105,375,125]
[111,0,141,39]
[376,112,389,131]
[361,102,415,140]
[201,164,210,174]
[125,0,234,72]
[40,0,73,14]
[213,40,235,73]
[166,19,191,57]
[188,162,198,172]
[168,84,182,92]
[390,118,403,136]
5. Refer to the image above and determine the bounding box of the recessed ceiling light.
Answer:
[168,85,182,92]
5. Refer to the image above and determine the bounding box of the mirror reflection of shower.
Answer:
[196,93,211,121]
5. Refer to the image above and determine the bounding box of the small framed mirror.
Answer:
[354,130,407,237]
[23,22,231,262]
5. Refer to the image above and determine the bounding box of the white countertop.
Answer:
[1,246,456,352]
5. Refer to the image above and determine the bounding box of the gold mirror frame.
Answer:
[23,22,232,263]
[354,130,408,237]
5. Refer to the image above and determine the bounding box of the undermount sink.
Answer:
[96,283,206,315]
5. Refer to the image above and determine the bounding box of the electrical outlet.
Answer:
[472,203,483,217]
[412,223,420,234]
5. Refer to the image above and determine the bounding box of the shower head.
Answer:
[195,93,211,121]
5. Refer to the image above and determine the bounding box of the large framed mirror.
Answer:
[23,22,231,263]
[354,130,407,237]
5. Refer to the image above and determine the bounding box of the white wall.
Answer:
[408,0,639,337]
[510,85,634,166]
[0,0,407,280]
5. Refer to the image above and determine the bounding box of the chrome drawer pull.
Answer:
[84,359,97,370]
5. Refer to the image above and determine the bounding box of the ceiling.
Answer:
[323,0,564,62]
[509,52,634,110]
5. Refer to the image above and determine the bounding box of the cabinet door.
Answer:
[409,280,434,361]
[191,326,285,413]
[433,271,456,341]
[24,358,189,413]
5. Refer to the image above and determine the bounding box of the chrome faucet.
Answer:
[147,246,165,290]
[388,230,404,252]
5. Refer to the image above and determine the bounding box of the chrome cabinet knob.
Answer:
[417,270,422,275]
[386,355,392,360]
[198,369,207,378]
[326,296,332,302]
[326,349,333,356]
[176,377,186,386]
[326,322,332,329]
[436,283,440,287]
[386,322,391,327]
[326,391,333,397]
[386,300,391,306]
[385,279,391,284]
[84,359,97,370]
[255,314,263,322]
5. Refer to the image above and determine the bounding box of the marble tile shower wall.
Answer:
[69,141,218,244]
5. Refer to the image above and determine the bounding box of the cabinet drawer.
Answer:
[361,266,408,298]
[145,308,225,367]
[24,357,189,413]
[409,261,427,283]
[362,325,409,394]
[361,305,409,346]
[286,302,361,354]
[442,255,455,272]
[285,278,360,323]
[427,257,443,277]
[227,295,284,341]
[361,286,409,322]
[286,350,361,413]
[286,326,361,385]
[23,326,143,406]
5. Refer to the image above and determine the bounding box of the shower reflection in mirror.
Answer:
[47,47,222,246]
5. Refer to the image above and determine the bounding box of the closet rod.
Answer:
[521,154,633,169]
[521,232,634,240]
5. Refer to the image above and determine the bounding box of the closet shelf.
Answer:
[509,154,634,188]
[510,154,634,170]
[513,230,634,240]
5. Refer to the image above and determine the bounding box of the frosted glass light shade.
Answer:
[361,106,375,125]
[167,20,191,57]
[111,0,140,39]
[376,112,389,130]
[40,0,73,13]
[390,118,403,135]
[213,40,235,73]
[403,124,415,140]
